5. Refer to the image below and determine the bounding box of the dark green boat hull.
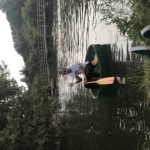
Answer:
[85,44,114,98]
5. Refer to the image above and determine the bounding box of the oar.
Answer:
[85,77,116,85]
[69,77,125,86]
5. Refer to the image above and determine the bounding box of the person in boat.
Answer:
[61,55,100,87]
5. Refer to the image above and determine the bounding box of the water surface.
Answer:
[53,0,150,149]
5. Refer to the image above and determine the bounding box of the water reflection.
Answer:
[53,0,150,149]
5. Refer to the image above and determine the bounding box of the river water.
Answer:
[53,0,150,149]
[56,0,129,102]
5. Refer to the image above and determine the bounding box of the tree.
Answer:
[0,61,20,129]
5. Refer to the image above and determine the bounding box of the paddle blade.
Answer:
[95,77,115,85]
[85,77,115,85]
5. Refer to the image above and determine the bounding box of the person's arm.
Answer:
[75,75,82,83]
[68,75,82,86]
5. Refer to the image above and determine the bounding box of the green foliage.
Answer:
[0,0,40,87]
[0,0,38,68]
[21,0,37,47]
[141,59,150,100]
[143,141,150,150]
[0,0,28,58]
[98,0,150,45]
[0,61,19,100]
[0,0,58,148]
[0,61,59,149]
[0,61,22,149]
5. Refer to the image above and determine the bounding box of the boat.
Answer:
[85,44,113,98]
[130,46,150,58]
[141,25,150,39]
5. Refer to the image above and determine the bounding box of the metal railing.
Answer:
[37,0,50,88]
